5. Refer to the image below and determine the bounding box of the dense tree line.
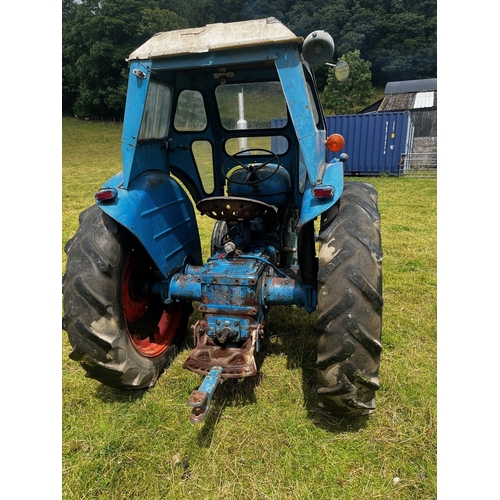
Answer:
[62,0,436,118]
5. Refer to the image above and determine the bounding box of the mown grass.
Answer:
[62,118,437,499]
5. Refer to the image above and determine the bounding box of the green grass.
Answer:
[62,118,437,499]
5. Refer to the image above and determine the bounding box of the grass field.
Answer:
[62,118,437,499]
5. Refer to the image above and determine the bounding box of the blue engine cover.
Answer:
[227,165,291,207]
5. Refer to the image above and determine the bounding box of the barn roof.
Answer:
[384,78,437,95]
[379,78,437,112]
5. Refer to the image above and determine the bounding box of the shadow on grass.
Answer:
[265,306,371,434]
[95,384,148,403]
[90,306,370,435]
[196,307,371,439]
[195,372,264,447]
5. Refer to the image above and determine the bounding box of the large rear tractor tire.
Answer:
[316,181,383,416]
[62,205,191,390]
[210,220,229,256]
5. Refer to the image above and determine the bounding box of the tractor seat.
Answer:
[196,196,278,222]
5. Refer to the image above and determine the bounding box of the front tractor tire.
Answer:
[62,205,190,390]
[316,181,383,416]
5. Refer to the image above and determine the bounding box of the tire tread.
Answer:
[316,181,383,416]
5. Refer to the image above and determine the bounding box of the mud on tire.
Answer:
[62,205,191,390]
[316,181,383,416]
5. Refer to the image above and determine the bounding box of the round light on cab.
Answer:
[326,133,345,152]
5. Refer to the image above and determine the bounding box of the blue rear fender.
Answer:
[299,159,344,228]
[96,170,202,278]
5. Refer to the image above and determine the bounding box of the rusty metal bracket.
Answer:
[183,322,262,378]
[187,366,223,424]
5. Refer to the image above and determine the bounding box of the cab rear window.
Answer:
[216,82,287,130]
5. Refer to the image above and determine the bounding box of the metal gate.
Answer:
[399,152,437,177]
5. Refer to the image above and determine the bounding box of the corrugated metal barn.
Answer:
[380,78,436,136]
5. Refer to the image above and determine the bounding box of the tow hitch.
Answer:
[187,365,223,424]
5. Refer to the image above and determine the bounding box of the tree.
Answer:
[322,50,374,115]
[369,10,437,83]
[139,7,189,37]
[62,0,436,117]
[62,0,188,118]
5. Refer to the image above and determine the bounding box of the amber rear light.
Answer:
[326,133,345,152]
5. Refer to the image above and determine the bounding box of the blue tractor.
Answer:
[63,18,383,422]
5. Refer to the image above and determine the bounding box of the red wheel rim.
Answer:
[122,247,183,357]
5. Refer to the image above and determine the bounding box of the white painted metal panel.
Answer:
[414,91,434,108]
[128,17,303,61]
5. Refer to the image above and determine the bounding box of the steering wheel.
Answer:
[223,148,280,185]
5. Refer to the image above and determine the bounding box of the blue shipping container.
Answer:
[325,111,414,175]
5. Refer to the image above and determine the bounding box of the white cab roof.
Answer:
[127,17,303,61]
